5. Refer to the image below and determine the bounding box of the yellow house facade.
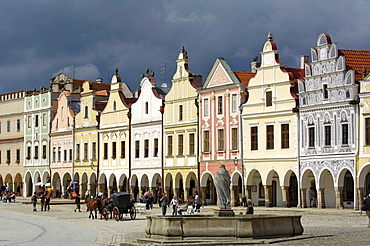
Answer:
[163,47,202,201]
[241,33,304,207]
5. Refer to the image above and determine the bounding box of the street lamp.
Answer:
[233,157,245,206]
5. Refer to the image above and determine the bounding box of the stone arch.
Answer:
[266,169,281,207]
[174,172,184,200]
[130,174,139,201]
[164,173,174,201]
[41,170,50,185]
[329,43,338,58]
[282,170,298,207]
[89,172,97,196]
[80,172,88,197]
[318,169,335,208]
[185,172,197,199]
[52,171,62,197]
[231,171,242,206]
[4,174,13,190]
[336,56,345,72]
[200,172,216,205]
[311,48,318,62]
[337,168,354,208]
[344,70,355,85]
[108,173,117,195]
[98,173,107,195]
[24,171,33,196]
[301,168,316,208]
[317,33,331,46]
[246,169,262,206]
[118,173,127,192]
[14,173,23,196]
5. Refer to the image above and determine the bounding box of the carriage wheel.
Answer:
[130,207,136,220]
[113,207,120,221]
[102,208,109,220]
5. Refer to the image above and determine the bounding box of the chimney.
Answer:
[300,56,309,69]
[251,56,261,73]
[96,78,103,83]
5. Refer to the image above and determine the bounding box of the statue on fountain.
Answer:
[214,164,231,209]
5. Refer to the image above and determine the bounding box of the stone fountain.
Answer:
[145,165,303,240]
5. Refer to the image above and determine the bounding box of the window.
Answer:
[179,105,183,121]
[189,133,195,155]
[84,106,88,118]
[7,120,10,132]
[120,141,125,158]
[42,145,46,159]
[112,142,116,158]
[103,143,108,159]
[43,113,47,126]
[153,139,158,157]
[35,115,39,127]
[64,149,67,161]
[76,144,80,160]
[144,140,149,158]
[342,123,349,145]
[231,128,238,150]
[83,143,88,160]
[145,102,148,114]
[58,147,61,161]
[217,96,223,114]
[266,91,272,107]
[266,125,274,149]
[92,142,96,160]
[204,98,209,117]
[178,135,183,155]
[6,150,10,163]
[28,116,31,128]
[218,129,224,151]
[323,84,328,99]
[69,149,73,161]
[366,118,370,145]
[231,94,237,113]
[324,125,331,146]
[281,124,289,149]
[56,119,58,130]
[16,149,20,162]
[167,136,173,156]
[17,119,21,132]
[113,101,117,111]
[203,131,210,152]
[135,141,140,158]
[27,146,31,160]
[251,126,258,150]
[308,127,315,147]
[52,147,56,161]
[34,146,39,159]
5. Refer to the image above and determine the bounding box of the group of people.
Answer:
[159,193,203,216]
[138,186,154,210]
[2,191,16,203]
[31,190,52,212]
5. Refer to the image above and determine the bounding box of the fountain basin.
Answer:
[145,214,303,239]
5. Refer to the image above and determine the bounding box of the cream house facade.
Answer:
[241,33,303,207]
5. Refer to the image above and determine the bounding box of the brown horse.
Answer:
[85,196,98,219]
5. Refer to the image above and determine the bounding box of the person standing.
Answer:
[308,187,314,207]
[44,191,52,211]
[157,188,163,207]
[74,193,81,212]
[160,192,169,215]
[40,193,45,211]
[31,192,38,212]
[169,195,179,215]
[363,194,370,227]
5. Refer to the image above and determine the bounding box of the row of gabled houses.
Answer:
[1,33,370,210]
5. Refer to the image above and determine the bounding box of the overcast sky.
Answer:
[1,0,370,94]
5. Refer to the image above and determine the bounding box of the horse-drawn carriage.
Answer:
[101,192,136,221]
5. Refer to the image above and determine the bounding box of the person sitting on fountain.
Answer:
[193,200,203,213]
[246,199,254,214]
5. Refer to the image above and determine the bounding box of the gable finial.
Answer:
[115,68,119,75]
[268,32,273,41]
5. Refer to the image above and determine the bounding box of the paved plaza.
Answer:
[0,198,369,245]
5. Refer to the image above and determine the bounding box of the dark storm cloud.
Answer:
[0,0,370,93]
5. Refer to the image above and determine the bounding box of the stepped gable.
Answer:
[338,49,370,83]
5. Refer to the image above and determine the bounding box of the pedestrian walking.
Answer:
[74,193,81,212]
[40,193,45,211]
[44,191,52,211]
[169,195,179,215]
[362,194,370,227]
[31,192,38,212]
[160,192,169,215]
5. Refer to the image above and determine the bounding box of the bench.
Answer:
[135,203,147,213]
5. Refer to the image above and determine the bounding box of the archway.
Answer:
[14,173,23,196]
[266,170,281,207]
[185,172,197,203]
[164,173,173,201]
[200,172,215,205]
[90,173,97,197]
[98,173,107,196]
[62,172,72,198]
[246,169,262,206]
[118,174,127,192]
[5,174,13,192]
[24,172,33,196]
[318,169,335,208]
[301,169,316,208]
[174,173,184,201]
[108,173,117,196]
[231,171,242,207]
[337,169,354,209]
[130,174,138,201]
[81,172,88,197]
[151,173,162,204]
[140,174,149,196]
[52,172,62,197]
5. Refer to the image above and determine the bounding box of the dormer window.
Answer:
[113,101,117,111]
[179,105,183,121]
[145,102,149,114]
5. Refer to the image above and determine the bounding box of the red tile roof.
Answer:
[233,72,255,85]
[338,49,370,83]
